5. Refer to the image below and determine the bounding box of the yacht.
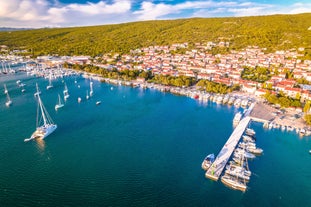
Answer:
[233,112,242,125]
[221,175,247,192]
[241,99,249,108]
[222,95,229,104]
[4,84,8,94]
[245,128,255,136]
[224,168,250,182]
[46,76,53,90]
[55,94,64,110]
[247,147,263,155]
[25,93,57,142]
[63,83,70,99]
[242,135,255,143]
[228,96,235,105]
[234,98,241,107]
[5,90,12,106]
[201,153,215,171]
[90,81,94,97]
[86,90,90,100]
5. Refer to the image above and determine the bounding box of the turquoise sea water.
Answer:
[0,72,310,207]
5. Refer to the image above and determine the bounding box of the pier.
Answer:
[205,116,251,181]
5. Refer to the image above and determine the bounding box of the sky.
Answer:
[0,0,310,28]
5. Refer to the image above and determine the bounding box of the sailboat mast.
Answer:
[38,94,48,126]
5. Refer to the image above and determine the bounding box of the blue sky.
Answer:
[0,0,310,28]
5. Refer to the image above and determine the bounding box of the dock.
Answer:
[205,116,251,181]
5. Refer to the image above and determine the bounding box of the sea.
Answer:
[0,68,310,207]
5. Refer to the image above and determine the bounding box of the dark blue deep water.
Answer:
[0,72,310,207]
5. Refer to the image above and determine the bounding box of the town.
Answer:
[2,42,311,101]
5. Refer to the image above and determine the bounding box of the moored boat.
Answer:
[247,147,263,155]
[221,175,247,192]
[5,90,12,106]
[201,153,215,171]
[245,128,255,136]
[25,93,57,142]
[55,94,64,110]
[233,112,242,125]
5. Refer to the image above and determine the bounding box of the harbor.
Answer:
[204,102,266,192]
[1,69,311,206]
[205,116,252,181]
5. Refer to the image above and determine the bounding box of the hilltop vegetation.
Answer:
[0,13,310,57]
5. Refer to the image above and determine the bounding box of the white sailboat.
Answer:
[5,90,12,106]
[55,94,64,110]
[63,83,70,99]
[34,83,41,97]
[24,93,57,142]
[86,90,90,100]
[90,81,93,97]
[46,75,53,90]
[21,84,26,93]
[4,84,8,94]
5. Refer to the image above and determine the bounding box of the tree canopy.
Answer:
[0,13,310,57]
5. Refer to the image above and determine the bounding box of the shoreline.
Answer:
[80,71,311,136]
[14,65,310,137]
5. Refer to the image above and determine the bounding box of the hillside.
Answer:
[0,13,310,57]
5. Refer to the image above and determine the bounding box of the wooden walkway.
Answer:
[205,116,251,181]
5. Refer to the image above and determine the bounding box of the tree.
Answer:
[304,101,311,113]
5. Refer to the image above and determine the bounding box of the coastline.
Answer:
[80,71,311,136]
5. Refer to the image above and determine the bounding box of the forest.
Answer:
[0,13,310,57]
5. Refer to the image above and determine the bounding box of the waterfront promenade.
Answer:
[205,116,251,181]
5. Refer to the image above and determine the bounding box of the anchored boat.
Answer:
[55,94,64,110]
[24,93,57,142]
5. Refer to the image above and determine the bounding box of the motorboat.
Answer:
[201,153,215,171]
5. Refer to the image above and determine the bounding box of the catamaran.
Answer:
[55,94,64,110]
[24,93,57,142]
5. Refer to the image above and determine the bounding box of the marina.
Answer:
[205,116,252,181]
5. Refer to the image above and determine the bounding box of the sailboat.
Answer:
[5,90,12,106]
[89,81,93,97]
[55,94,64,110]
[24,93,57,142]
[4,84,8,94]
[63,83,70,99]
[46,75,53,90]
[21,85,26,93]
[86,90,90,100]
[34,83,41,97]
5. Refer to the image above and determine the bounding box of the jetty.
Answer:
[205,116,251,181]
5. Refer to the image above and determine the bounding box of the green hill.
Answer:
[0,13,310,57]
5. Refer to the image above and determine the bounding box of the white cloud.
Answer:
[0,0,310,28]
[133,2,173,20]
[0,0,132,27]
